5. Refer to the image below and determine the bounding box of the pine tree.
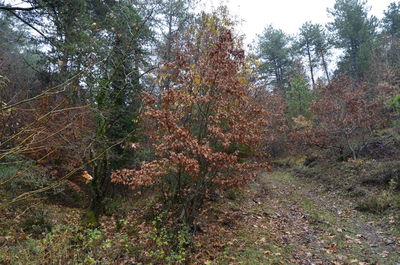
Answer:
[328,0,377,80]
[382,2,400,38]
[257,25,293,94]
[297,22,320,88]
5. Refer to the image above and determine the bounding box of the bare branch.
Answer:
[0,5,42,12]
[0,7,56,47]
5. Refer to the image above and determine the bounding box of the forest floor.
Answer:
[199,161,400,265]
[2,152,400,264]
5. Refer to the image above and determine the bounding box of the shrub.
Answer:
[356,191,394,214]
[386,95,400,126]
[21,211,53,238]
[311,77,382,158]
[0,73,94,209]
[149,214,191,264]
[112,11,269,224]
[386,95,400,113]
[0,156,64,200]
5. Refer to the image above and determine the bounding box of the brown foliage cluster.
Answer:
[312,78,380,144]
[29,95,93,175]
[288,77,388,156]
[1,91,93,178]
[254,90,288,156]
[111,14,269,211]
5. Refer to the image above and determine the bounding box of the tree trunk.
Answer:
[321,53,330,83]
[306,42,316,89]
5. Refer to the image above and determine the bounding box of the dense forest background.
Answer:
[0,0,399,264]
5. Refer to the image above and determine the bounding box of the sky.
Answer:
[199,0,395,44]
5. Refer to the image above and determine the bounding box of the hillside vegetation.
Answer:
[0,0,399,264]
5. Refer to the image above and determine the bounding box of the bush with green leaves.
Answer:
[0,155,64,201]
[286,75,314,119]
[386,95,400,126]
[21,211,54,238]
[386,95,400,113]
[148,213,191,264]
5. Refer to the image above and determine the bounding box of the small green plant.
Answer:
[148,214,191,264]
[386,95,400,112]
[0,155,64,200]
[225,188,245,201]
[21,211,53,237]
[81,210,100,228]
[115,218,129,231]
[356,191,393,214]
[386,95,400,126]
[103,197,125,217]
[85,228,103,245]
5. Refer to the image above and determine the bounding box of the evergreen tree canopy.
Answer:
[328,0,377,80]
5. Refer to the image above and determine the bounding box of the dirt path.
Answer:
[213,170,400,264]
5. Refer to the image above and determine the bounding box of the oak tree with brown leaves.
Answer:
[112,11,269,224]
[311,77,381,158]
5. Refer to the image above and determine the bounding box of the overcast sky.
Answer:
[199,0,395,44]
